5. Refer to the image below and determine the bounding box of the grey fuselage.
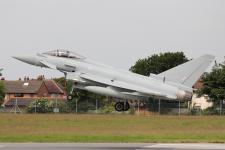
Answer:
[20,54,193,101]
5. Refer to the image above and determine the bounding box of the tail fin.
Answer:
[158,55,215,87]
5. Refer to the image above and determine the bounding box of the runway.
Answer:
[0,143,225,150]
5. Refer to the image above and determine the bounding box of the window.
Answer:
[14,93,24,97]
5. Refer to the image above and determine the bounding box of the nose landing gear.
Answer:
[67,82,80,101]
[115,102,130,112]
[67,86,79,101]
[67,94,74,101]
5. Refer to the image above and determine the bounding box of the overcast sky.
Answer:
[0,0,224,80]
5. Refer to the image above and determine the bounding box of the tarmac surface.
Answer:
[0,143,225,150]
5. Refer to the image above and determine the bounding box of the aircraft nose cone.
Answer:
[12,56,36,65]
[12,56,29,63]
[13,56,42,67]
[13,56,23,61]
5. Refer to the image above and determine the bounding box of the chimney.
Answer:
[37,75,45,80]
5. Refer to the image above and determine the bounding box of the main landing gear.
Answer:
[115,101,130,112]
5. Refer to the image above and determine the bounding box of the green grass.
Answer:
[0,114,225,143]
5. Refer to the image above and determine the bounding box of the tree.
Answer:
[27,98,51,113]
[53,77,72,93]
[130,52,189,113]
[130,52,188,76]
[198,61,225,111]
[0,81,5,105]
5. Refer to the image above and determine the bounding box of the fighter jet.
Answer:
[13,50,215,111]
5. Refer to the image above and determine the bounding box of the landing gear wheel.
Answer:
[115,102,130,112]
[67,94,74,101]
[124,102,130,111]
[115,102,124,112]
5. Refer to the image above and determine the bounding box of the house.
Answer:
[191,79,213,110]
[191,94,213,110]
[2,79,67,110]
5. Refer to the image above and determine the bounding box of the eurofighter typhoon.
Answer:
[13,50,215,111]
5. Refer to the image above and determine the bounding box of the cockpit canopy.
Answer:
[43,50,86,59]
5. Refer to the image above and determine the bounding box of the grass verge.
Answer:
[0,114,225,143]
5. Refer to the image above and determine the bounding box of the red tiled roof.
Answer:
[193,79,204,90]
[44,80,64,94]
[3,80,42,94]
[3,80,65,94]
